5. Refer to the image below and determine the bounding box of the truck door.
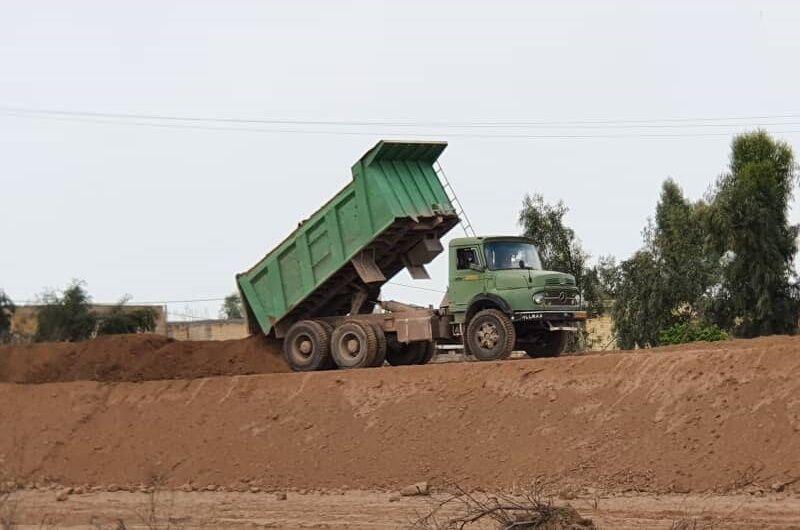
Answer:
[449,246,486,313]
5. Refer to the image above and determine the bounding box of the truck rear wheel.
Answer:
[415,341,435,365]
[465,309,515,361]
[316,320,337,370]
[524,330,568,358]
[386,339,431,366]
[331,320,378,368]
[369,323,388,367]
[283,320,333,372]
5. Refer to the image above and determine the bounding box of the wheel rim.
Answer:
[476,321,500,350]
[292,333,314,359]
[338,332,362,359]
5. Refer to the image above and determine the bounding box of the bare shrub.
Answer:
[90,471,184,530]
[0,489,18,530]
[670,517,719,530]
[132,471,184,530]
[411,479,595,530]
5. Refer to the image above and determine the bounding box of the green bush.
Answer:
[658,322,730,345]
[97,303,157,335]
[35,281,97,342]
[0,289,15,343]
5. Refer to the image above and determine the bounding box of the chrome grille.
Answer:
[544,277,576,286]
[541,289,579,306]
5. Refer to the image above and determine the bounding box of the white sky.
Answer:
[2,1,800,319]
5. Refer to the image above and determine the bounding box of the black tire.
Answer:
[465,309,516,361]
[386,338,424,366]
[369,323,388,367]
[283,320,333,372]
[331,320,378,368]
[415,341,436,365]
[315,320,337,370]
[524,330,568,358]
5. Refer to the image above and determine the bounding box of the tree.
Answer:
[519,193,606,313]
[220,292,243,319]
[612,180,718,348]
[519,194,584,279]
[96,297,157,335]
[612,131,798,348]
[611,250,668,349]
[650,179,718,318]
[0,289,15,343]
[707,131,798,337]
[35,280,97,342]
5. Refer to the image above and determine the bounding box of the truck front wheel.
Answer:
[465,309,515,361]
[283,320,333,372]
[331,320,378,368]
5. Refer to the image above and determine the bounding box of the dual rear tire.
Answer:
[385,339,435,366]
[283,319,396,371]
[283,320,334,372]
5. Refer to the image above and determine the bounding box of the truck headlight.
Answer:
[574,294,582,306]
[532,292,545,304]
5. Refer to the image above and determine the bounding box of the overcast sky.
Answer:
[2,1,800,319]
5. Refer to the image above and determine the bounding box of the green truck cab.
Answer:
[444,236,587,360]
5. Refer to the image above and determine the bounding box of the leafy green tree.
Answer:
[612,131,798,348]
[707,131,798,336]
[0,289,15,342]
[96,297,157,335]
[519,193,609,314]
[650,179,718,318]
[610,250,668,349]
[35,280,97,342]
[219,293,243,320]
[519,194,583,278]
[612,180,717,348]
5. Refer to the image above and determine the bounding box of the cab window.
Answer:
[456,248,478,270]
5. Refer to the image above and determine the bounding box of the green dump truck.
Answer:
[237,140,587,371]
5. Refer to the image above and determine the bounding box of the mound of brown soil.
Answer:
[1,335,799,494]
[0,333,288,383]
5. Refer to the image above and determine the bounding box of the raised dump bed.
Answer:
[237,140,460,341]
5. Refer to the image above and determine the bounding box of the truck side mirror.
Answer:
[469,262,484,272]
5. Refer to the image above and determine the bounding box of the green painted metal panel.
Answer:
[237,140,458,336]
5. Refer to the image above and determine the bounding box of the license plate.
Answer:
[516,312,544,321]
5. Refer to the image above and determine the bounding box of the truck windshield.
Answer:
[483,242,543,270]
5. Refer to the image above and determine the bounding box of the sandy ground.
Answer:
[0,334,288,384]
[3,336,800,493]
[3,489,800,529]
[3,334,800,527]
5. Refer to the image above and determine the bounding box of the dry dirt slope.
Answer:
[0,333,288,383]
[1,336,799,494]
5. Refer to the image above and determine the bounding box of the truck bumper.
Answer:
[512,310,588,322]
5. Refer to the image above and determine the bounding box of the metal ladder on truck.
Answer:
[434,161,476,238]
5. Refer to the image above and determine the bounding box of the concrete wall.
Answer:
[167,319,249,341]
[586,314,616,350]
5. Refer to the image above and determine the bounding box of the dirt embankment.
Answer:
[0,333,289,383]
[1,335,799,494]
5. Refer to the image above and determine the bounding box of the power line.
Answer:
[385,282,446,293]
[133,297,226,304]
[3,105,800,128]
[3,110,799,139]
[9,281,442,307]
